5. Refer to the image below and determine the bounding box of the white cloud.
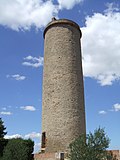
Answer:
[58,0,83,9]
[4,132,41,153]
[24,132,41,139]
[7,74,26,81]
[82,4,120,86]
[5,134,22,139]
[34,143,41,153]
[104,3,120,13]
[0,0,85,30]
[35,142,41,147]
[0,0,58,31]
[2,107,7,110]
[98,110,107,115]
[20,105,36,111]
[100,103,120,113]
[0,111,12,115]
[22,55,43,68]
[5,132,41,139]
[113,103,120,112]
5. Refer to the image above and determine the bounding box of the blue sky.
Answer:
[0,0,120,152]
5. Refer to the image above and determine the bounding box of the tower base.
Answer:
[34,152,68,160]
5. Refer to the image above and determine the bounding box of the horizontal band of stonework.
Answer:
[44,19,82,38]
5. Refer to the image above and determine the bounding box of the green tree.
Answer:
[2,138,34,160]
[0,118,7,158]
[0,118,7,139]
[69,127,117,160]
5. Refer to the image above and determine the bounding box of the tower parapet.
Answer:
[44,18,82,38]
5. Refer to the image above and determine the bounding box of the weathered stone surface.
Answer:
[34,153,56,160]
[34,150,120,160]
[108,150,120,160]
[42,19,86,153]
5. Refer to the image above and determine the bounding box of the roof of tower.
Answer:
[43,18,82,38]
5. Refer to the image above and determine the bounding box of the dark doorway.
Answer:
[41,132,46,152]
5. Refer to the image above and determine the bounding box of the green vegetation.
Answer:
[2,138,34,160]
[0,118,7,139]
[0,118,8,158]
[0,118,34,160]
[69,127,117,160]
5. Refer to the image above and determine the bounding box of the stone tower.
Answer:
[41,18,86,153]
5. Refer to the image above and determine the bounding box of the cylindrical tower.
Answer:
[41,18,86,153]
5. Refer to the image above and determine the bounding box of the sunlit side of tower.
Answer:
[41,18,86,153]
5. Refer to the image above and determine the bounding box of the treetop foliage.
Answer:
[2,138,34,160]
[0,118,7,139]
[0,118,34,160]
[0,118,7,158]
[69,127,117,160]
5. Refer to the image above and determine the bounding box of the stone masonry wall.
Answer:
[42,19,86,153]
[34,150,120,160]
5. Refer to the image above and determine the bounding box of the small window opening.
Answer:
[41,132,46,152]
[60,152,64,160]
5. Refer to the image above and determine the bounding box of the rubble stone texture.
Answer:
[42,19,86,153]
